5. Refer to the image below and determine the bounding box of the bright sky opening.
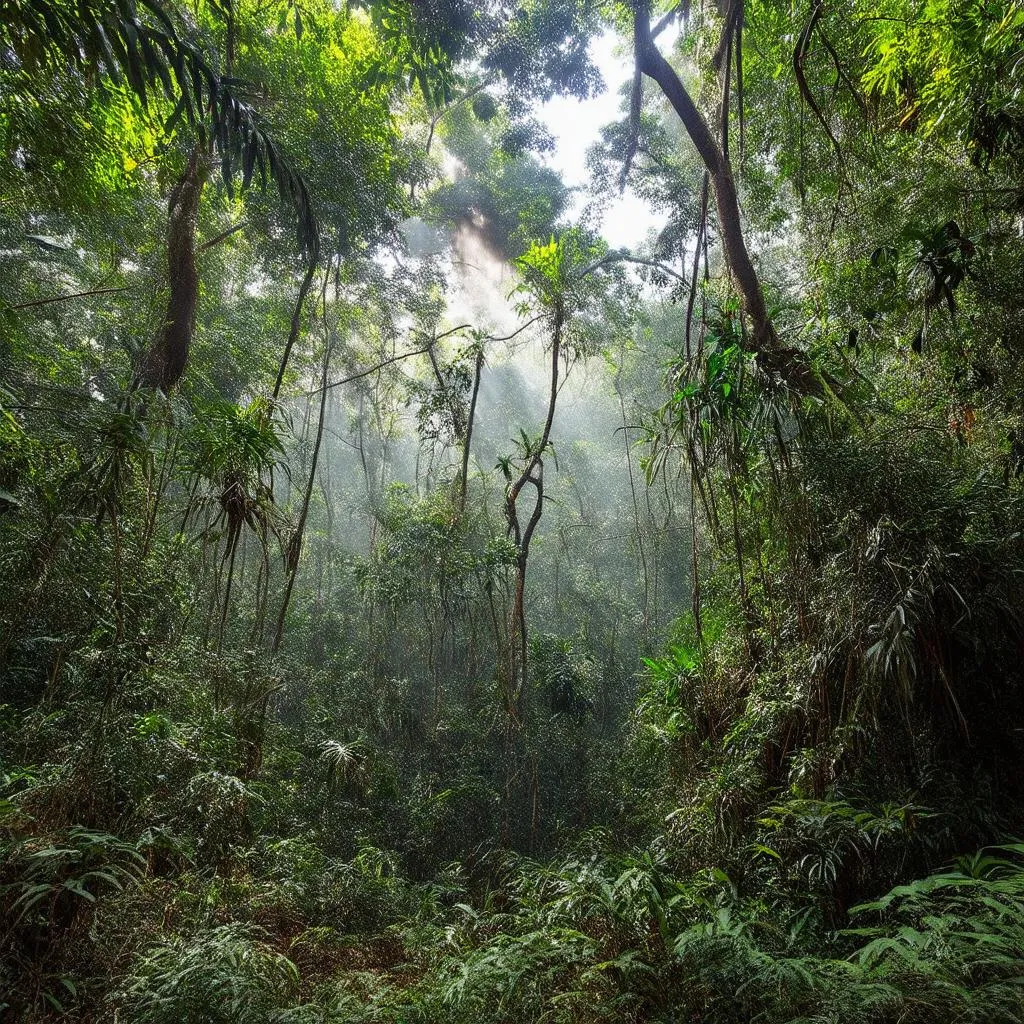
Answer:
[538,29,671,250]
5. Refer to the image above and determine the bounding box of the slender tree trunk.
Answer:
[690,471,704,646]
[505,306,562,723]
[141,424,178,560]
[616,365,650,644]
[459,348,484,515]
[510,470,543,721]
[273,260,317,400]
[686,173,710,360]
[271,275,333,653]
[218,528,240,652]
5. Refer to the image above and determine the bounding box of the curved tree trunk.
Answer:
[633,4,818,392]
[138,147,206,391]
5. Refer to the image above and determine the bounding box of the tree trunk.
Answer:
[138,147,206,391]
[273,259,317,400]
[633,4,818,392]
[459,348,484,516]
[504,305,562,722]
[271,273,333,653]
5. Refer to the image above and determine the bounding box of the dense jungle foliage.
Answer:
[3,0,1024,1019]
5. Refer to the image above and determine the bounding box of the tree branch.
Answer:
[488,313,548,343]
[793,0,846,172]
[307,324,473,395]
[575,250,688,284]
[274,261,317,400]
[198,221,248,251]
[7,286,129,311]
[632,1,819,391]
[652,1,687,39]
[816,26,870,120]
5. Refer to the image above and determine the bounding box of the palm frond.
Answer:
[2,0,319,255]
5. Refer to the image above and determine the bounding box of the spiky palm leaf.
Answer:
[2,0,319,255]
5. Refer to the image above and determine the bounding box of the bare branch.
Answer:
[652,1,687,39]
[305,322,506,396]
[793,0,846,172]
[198,221,248,251]
[488,313,548,343]
[274,261,318,400]
[8,286,129,311]
[575,249,689,284]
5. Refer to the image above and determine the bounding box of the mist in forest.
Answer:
[7,2,1024,1018]
[311,217,691,674]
